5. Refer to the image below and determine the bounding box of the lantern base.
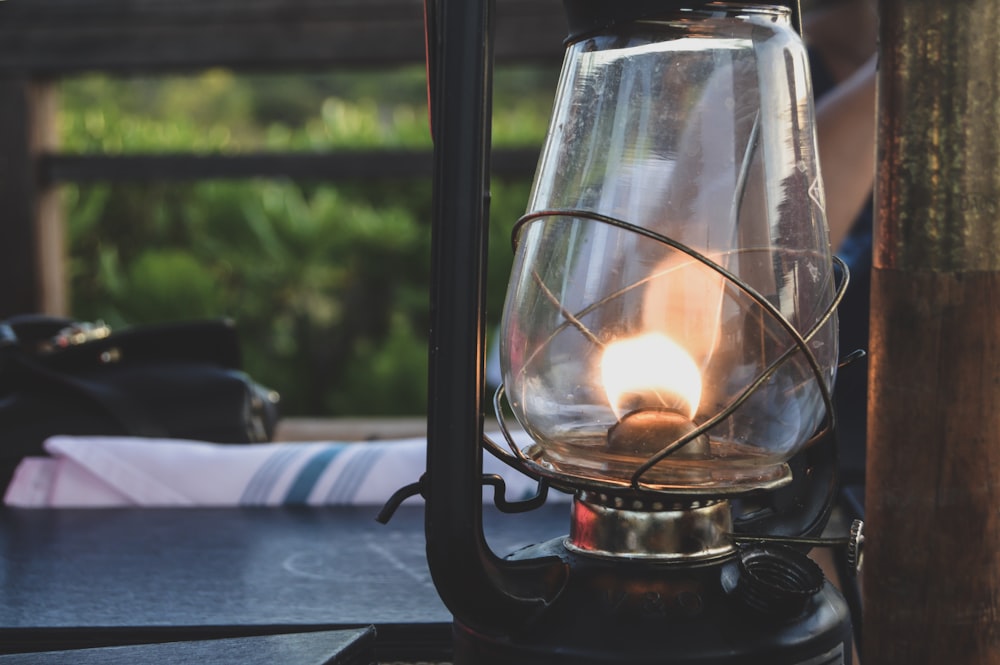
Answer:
[452,537,852,665]
[566,493,734,561]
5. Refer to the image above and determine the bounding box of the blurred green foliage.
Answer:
[60,65,557,416]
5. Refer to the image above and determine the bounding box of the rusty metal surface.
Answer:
[876,0,1000,272]
[866,1,1000,663]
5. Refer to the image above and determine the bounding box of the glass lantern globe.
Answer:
[499,3,838,495]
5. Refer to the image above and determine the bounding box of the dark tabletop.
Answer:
[0,503,571,661]
[0,628,375,665]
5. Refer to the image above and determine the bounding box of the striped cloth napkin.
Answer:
[4,435,565,508]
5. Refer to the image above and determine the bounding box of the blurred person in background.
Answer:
[806,0,878,493]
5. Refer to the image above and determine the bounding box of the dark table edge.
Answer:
[0,622,454,662]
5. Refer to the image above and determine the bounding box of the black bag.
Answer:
[0,315,280,490]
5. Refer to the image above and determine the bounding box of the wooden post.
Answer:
[31,82,67,316]
[864,1,1000,662]
[0,79,42,317]
[0,78,64,317]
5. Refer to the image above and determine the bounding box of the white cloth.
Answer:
[4,435,567,508]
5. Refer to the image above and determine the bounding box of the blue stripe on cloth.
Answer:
[323,446,382,504]
[240,446,305,505]
[283,445,346,505]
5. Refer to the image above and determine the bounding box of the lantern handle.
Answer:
[375,470,553,523]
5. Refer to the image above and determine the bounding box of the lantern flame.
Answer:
[601,333,702,420]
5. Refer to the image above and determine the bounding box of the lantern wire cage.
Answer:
[484,207,852,508]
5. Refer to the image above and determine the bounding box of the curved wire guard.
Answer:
[492,208,851,497]
[483,386,535,471]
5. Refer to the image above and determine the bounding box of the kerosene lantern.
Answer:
[381,0,859,662]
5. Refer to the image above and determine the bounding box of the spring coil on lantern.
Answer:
[483,208,852,498]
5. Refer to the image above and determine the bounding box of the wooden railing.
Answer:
[0,0,567,318]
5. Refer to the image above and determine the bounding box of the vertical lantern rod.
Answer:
[865,1,1000,662]
[425,0,556,632]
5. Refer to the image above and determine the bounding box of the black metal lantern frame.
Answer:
[376,0,864,662]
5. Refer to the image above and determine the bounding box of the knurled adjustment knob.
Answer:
[846,519,865,577]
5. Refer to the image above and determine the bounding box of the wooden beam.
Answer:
[39,148,541,183]
[0,0,566,75]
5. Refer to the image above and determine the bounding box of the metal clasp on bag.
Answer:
[40,321,112,354]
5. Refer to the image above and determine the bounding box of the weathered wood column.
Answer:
[0,80,36,316]
[864,1,1000,662]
